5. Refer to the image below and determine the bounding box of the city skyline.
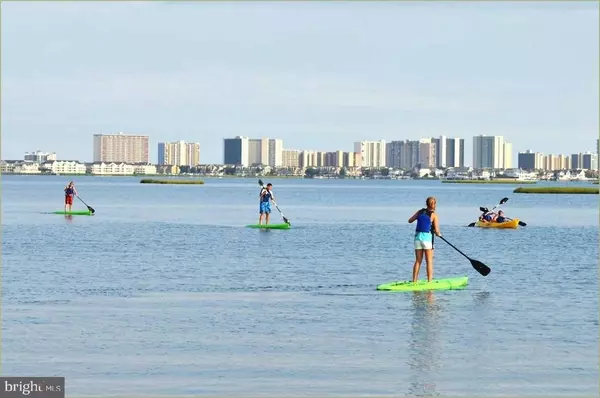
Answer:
[8,132,599,169]
[2,2,598,163]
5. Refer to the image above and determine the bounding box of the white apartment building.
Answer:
[473,135,512,169]
[41,161,87,175]
[90,162,136,175]
[158,141,201,166]
[354,140,386,168]
[93,133,149,163]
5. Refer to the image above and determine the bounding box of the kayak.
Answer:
[53,210,93,216]
[475,218,519,229]
[246,223,291,229]
[376,276,468,292]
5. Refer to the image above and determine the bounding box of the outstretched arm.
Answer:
[408,210,420,223]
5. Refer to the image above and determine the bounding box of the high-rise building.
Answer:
[224,136,283,167]
[157,141,200,167]
[503,142,513,169]
[223,136,249,166]
[24,150,57,163]
[582,152,598,170]
[431,136,447,168]
[282,149,302,168]
[418,138,436,168]
[518,150,544,170]
[445,138,465,168]
[354,140,386,168]
[472,135,511,169]
[248,138,269,166]
[268,139,283,167]
[93,133,149,163]
[570,153,581,169]
[385,141,404,169]
[343,152,356,168]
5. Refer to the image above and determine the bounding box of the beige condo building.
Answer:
[93,133,149,163]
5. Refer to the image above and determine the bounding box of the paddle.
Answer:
[257,179,291,226]
[439,235,491,276]
[76,195,95,214]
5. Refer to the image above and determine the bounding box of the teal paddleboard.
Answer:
[376,276,468,292]
[53,210,93,216]
[246,223,290,229]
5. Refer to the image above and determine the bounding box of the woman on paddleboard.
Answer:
[408,196,441,283]
[64,181,78,213]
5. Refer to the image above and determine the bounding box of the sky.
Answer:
[1,1,598,165]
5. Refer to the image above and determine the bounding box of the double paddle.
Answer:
[467,197,526,227]
[257,179,291,226]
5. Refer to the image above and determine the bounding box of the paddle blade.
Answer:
[518,221,527,227]
[283,217,291,226]
[258,179,264,186]
[479,207,488,213]
[88,206,95,214]
[470,259,491,276]
[467,222,475,227]
[500,197,509,204]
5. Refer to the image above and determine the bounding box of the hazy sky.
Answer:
[2,1,598,164]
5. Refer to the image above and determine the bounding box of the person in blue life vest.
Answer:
[258,183,275,225]
[408,196,441,283]
[64,181,78,212]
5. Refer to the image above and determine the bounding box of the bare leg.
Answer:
[259,213,264,225]
[424,248,434,282]
[412,249,424,283]
[265,212,270,225]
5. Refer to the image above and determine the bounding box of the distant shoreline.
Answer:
[2,173,598,184]
[442,179,537,184]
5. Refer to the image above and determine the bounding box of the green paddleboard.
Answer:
[376,276,468,292]
[246,223,290,229]
[53,210,94,216]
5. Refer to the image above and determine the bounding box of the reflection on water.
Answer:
[473,291,491,304]
[64,215,73,223]
[408,291,442,397]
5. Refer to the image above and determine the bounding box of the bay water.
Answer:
[2,175,598,396]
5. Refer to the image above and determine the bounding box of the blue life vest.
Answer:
[415,208,433,233]
[260,188,272,203]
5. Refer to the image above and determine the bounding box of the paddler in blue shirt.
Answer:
[258,183,275,225]
[408,196,441,283]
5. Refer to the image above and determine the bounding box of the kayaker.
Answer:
[258,183,275,225]
[64,181,78,212]
[496,210,507,223]
[408,196,441,283]
[481,211,497,223]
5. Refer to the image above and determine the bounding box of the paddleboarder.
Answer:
[258,183,275,225]
[64,181,78,213]
[408,196,441,283]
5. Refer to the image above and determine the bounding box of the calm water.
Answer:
[2,175,598,396]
